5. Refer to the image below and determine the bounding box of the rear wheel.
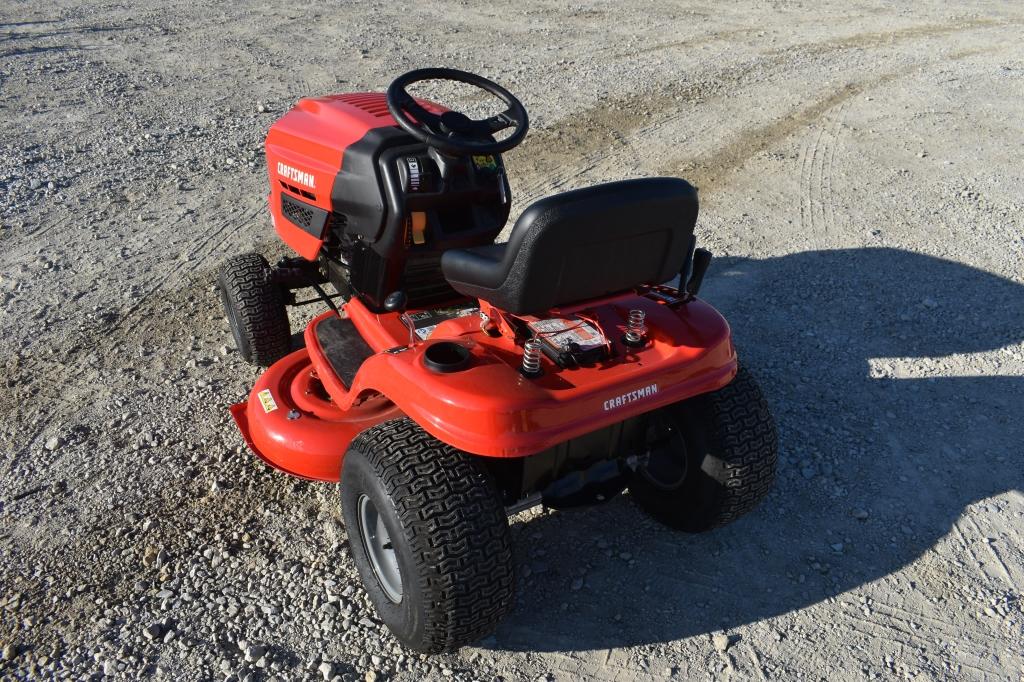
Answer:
[629,366,777,532]
[217,253,290,366]
[340,419,515,653]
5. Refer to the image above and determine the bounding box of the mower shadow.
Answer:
[490,247,1023,652]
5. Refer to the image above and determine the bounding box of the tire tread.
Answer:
[349,419,514,652]
[630,366,778,531]
[217,253,290,366]
[701,367,778,528]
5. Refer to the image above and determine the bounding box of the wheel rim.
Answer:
[357,495,403,603]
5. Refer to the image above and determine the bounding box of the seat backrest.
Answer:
[491,178,698,313]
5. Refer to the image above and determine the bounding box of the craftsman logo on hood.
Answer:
[603,384,658,411]
[277,162,315,189]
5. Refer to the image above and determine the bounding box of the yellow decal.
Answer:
[472,155,498,172]
[257,389,278,413]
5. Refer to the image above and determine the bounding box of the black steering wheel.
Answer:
[386,68,529,156]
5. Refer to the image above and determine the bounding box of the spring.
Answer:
[521,338,543,376]
[625,309,647,344]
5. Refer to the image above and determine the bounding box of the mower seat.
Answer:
[440,178,698,315]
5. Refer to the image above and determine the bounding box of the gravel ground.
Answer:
[2,1,1023,680]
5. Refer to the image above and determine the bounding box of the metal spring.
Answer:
[521,338,543,375]
[625,309,647,344]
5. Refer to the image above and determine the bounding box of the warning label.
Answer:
[257,389,278,413]
[527,317,606,351]
[406,306,479,340]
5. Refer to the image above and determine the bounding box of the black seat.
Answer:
[440,178,698,314]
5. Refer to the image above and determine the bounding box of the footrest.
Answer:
[314,315,374,388]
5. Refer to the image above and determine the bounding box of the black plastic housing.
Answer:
[325,127,512,310]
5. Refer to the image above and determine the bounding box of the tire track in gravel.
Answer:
[963,514,1017,589]
[798,100,848,246]
[781,18,1002,58]
[744,643,770,682]
[825,105,843,236]
[3,249,207,446]
[539,17,1007,81]
[516,18,1012,204]
[834,608,1003,677]
[867,596,1006,652]
[201,201,268,266]
[292,67,337,102]
[1,274,242,472]
[670,79,883,197]
[113,201,263,327]
[950,516,991,582]
[798,126,824,241]
[545,649,667,682]
[5,191,258,401]
[3,334,134,465]
[24,211,74,238]
[606,27,758,61]
[165,201,265,281]
[2,195,262,465]
[969,505,1024,588]
[655,35,1015,199]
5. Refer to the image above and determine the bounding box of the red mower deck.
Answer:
[233,291,737,479]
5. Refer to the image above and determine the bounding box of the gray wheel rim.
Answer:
[357,494,403,603]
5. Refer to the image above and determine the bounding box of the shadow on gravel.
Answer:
[492,247,1023,652]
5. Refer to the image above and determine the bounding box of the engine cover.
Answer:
[265,93,443,259]
[264,92,513,311]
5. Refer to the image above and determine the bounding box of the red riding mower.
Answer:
[219,68,777,652]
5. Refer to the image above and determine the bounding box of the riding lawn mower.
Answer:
[219,68,778,652]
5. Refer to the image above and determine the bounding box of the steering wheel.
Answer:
[386,68,529,156]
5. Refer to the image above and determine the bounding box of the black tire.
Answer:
[629,366,777,532]
[217,253,290,366]
[340,419,515,653]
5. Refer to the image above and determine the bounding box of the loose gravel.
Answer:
[1,1,1023,680]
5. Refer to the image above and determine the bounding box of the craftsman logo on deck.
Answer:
[603,384,658,411]
[257,389,278,413]
[277,162,315,189]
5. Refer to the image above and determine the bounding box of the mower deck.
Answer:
[230,348,401,481]
[232,288,736,481]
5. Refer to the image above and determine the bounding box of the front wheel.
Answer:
[217,252,291,366]
[629,366,777,532]
[340,419,515,653]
